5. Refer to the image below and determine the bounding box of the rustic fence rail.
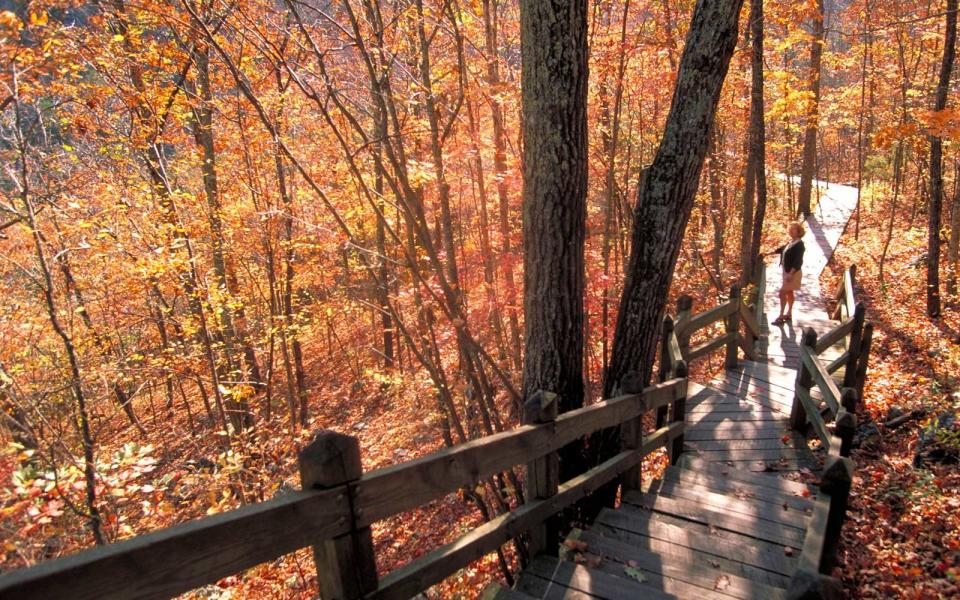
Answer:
[0,377,690,600]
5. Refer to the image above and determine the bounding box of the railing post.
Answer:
[657,315,675,428]
[725,285,741,369]
[854,322,873,406]
[669,360,688,465]
[837,388,858,458]
[620,373,646,493]
[820,455,854,573]
[842,302,866,388]
[523,390,559,558]
[791,328,818,431]
[675,295,693,355]
[299,431,378,600]
[786,569,843,600]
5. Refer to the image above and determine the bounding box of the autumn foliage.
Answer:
[0,0,958,598]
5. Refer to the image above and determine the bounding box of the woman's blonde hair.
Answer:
[789,221,806,237]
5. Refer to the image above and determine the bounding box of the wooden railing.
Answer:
[0,378,688,600]
[786,265,869,598]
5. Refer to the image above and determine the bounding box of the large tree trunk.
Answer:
[605,0,744,398]
[519,0,588,480]
[797,0,824,218]
[928,0,957,318]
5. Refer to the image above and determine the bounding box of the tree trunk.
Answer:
[519,0,588,483]
[928,0,957,318]
[746,0,768,282]
[605,0,744,397]
[797,0,824,217]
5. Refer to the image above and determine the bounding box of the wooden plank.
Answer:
[687,448,810,461]
[813,318,854,354]
[738,333,757,361]
[621,491,806,548]
[795,387,831,449]
[524,556,678,600]
[642,478,810,529]
[516,573,604,600]
[0,488,350,600]
[795,492,831,576]
[685,424,792,441]
[687,332,736,363]
[371,451,641,600]
[801,347,841,415]
[480,583,538,600]
[687,411,786,423]
[679,301,737,337]
[675,456,814,495]
[660,466,814,511]
[355,379,685,527]
[826,351,849,374]
[595,507,799,576]
[685,437,799,451]
[575,529,788,600]
[739,300,761,338]
[687,457,812,473]
[844,269,856,318]
[581,524,789,587]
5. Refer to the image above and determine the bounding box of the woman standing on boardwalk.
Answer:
[767,222,806,325]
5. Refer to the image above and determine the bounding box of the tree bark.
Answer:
[746,0,768,282]
[605,0,744,398]
[797,0,824,218]
[928,0,957,318]
[519,0,588,482]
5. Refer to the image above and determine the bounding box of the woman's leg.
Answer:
[785,290,795,318]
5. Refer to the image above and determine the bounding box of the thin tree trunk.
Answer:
[928,0,957,318]
[747,0,768,281]
[797,0,824,217]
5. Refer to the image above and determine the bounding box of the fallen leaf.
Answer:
[714,574,731,591]
[785,546,795,556]
[623,566,647,583]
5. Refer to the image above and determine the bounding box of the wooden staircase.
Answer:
[486,185,864,600]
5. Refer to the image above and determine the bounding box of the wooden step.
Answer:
[517,555,677,599]
[574,528,789,597]
[642,477,811,529]
[676,456,815,496]
[659,466,814,511]
[481,582,540,600]
[621,490,806,549]
[684,437,805,451]
[679,452,817,473]
[685,421,794,441]
[595,507,799,577]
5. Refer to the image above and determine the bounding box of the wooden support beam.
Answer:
[300,430,378,600]
[657,314,675,428]
[523,391,559,558]
[792,328,818,431]
[836,409,856,458]
[725,284,742,369]
[854,322,874,405]
[843,302,866,388]
[669,361,689,465]
[819,455,854,573]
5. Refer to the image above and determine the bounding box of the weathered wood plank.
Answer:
[371,451,641,600]
[355,379,685,528]
[687,332,736,363]
[659,466,814,511]
[685,437,798,451]
[795,387,831,449]
[480,582,538,600]
[575,529,788,600]
[684,448,810,462]
[687,411,786,423]
[595,507,799,576]
[813,318,854,354]
[685,423,792,441]
[825,351,849,374]
[0,488,350,600]
[524,556,678,600]
[679,301,737,337]
[622,491,806,548]
[675,456,814,495]
[801,348,841,415]
[642,478,810,529]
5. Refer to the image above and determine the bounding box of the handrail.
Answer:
[787,444,854,598]
[0,378,688,600]
[669,282,760,370]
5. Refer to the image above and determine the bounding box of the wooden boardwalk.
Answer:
[493,183,860,600]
